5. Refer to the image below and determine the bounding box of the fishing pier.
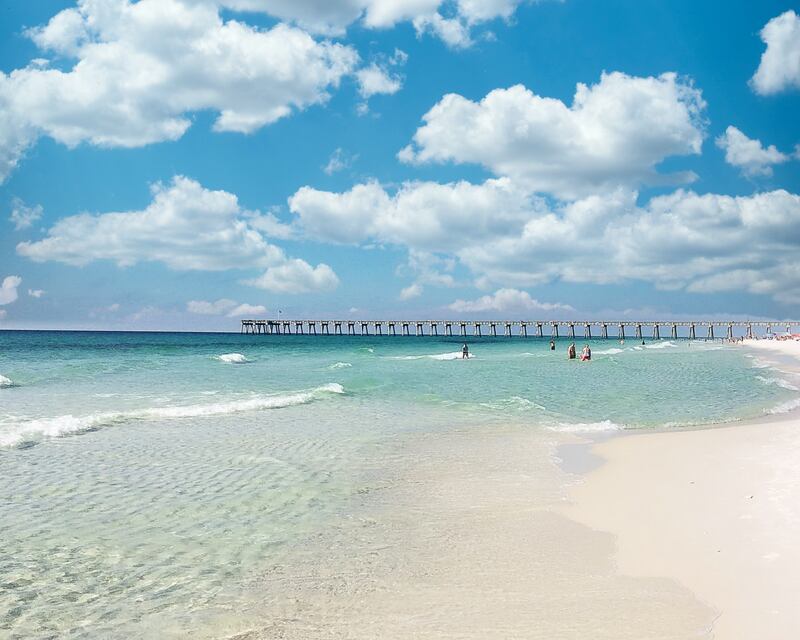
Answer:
[241,320,799,340]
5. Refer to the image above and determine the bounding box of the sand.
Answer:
[565,339,800,639]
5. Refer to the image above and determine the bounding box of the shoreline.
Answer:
[563,339,800,639]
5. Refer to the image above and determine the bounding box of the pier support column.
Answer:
[635,324,642,340]
[361,322,369,335]
[551,323,559,339]
[584,323,591,339]
[322,322,329,335]
[310,322,317,335]
[689,324,695,340]
[460,323,467,337]
[601,324,608,339]
[521,323,528,338]
[474,323,482,337]
[402,323,410,336]
[618,324,625,340]
[375,322,382,335]
[569,323,576,339]
[296,321,304,334]
[490,323,497,337]
[505,322,513,337]
[348,322,355,336]
[431,322,438,336]
[706,324,714,340]
[537,323,543,338]
[416,322,423,336]
[671,324,678,339]
[653,324,660,340]
[334,322,342,335]
[445,323,453,337]
[727,324,734,340]
[746,323,753,339]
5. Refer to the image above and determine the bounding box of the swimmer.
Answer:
[568,343,576,359]
[462,343,470,359]
[549,339,556,351]
[580,344,592,361]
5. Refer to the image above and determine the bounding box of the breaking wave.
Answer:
[645,341,677,350]
[391,351,473,361]
[549,420,624,433]
[0,374,14,388]
[216,353,250,364]
[755,376,800,391]
[329,362,352,369]
[765,397,800,415]
[0,383,345,449]
[594,348,624,355]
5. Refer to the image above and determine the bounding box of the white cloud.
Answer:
[356,63,403,98]
[716,126,790,177]
[448,288,574,313]
[290,177,540,250]
[244,259,339,293]
[220,0,528,46]
[0,309,6,320]
[399,72,706,199]
[27,289,45,298]
[10,198,43,230]
[751,10,800,95]
[0,0,360,182]
[290,172,800,304]
[227,303,267,317]
[187,299,238,315]
[17,176,338,292]
[399,283,423,300]
[0,276,22,305]
[323,148,357,175]
[187,299,267,316]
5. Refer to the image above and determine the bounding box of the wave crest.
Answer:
[0,383,345,449]
[550,420,624,433]
[391,351,473,361]
[216,353,250,364]
[0,374,13,388]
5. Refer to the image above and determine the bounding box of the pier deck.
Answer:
[241,320,799,339]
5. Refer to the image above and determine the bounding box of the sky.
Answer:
[1,0,799,330]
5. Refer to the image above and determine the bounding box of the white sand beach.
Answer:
[565,339,800,639]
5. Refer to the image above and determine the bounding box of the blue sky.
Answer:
[1,0,799,329]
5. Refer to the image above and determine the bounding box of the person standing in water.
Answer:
[581,344,592,361]
[568,343,576,359]
[462,343,470,359]
[549,339,556,351]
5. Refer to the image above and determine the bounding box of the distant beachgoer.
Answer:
[581,345,592,361]
[619,338,625,345]
[462,343,469,359]
[641,339,645,346]
[549,339,556,351]
[568,343,576,359]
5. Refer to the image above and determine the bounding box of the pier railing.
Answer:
[240,320,799,340]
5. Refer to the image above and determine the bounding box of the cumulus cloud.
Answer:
[716,126,791,177]
[28,289,45,298]
[448,288,574,314]
[751,10,800,95]
[399,72,706,199]
[17,176,338,293]
[355,63,403,98]
[288,172,800,304]
[290,177,541,249]
[399,283,423,300]
[9,198,43,230]
[187,299,266,317]
[220,0,528,45]
[244,259,339,294]
[0,276,22,305]
[0,0,361,183]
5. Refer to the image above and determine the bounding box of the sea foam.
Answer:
[595,348,624,355]
[765,397,800,415]
[391,351,473,361]
[216,353,250,364]
[550,420,624,433]
[755,376,800,392]
[329,362,352,369]
[0,374,13,388]
[0,383,345,448]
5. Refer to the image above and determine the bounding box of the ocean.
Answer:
[1,331,798,638]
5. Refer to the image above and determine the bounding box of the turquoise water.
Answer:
[1,331,798,637]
